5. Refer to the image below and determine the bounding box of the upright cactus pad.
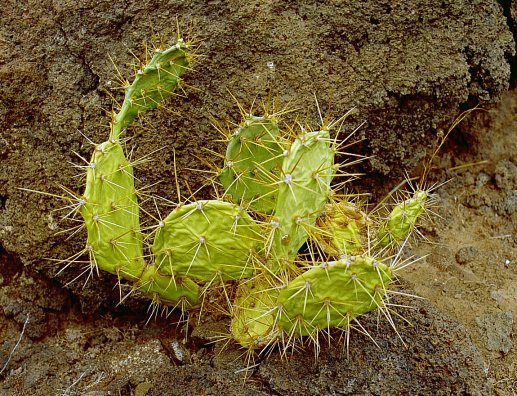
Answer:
[75,38,200,307]
[152,200,261,282]
[220,115,284,213]
[77,136,202,308]
[111,39,191,142]
[80,141,145,281]
[268,129,334,267]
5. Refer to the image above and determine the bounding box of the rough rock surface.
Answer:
[0,261,492,395]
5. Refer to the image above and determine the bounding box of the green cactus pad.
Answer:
[80,141,145,281]
[269,129,334,264]
[276,256,392,336]
[152,200,261,282]
[137,264,200,307]
[376,190,428,247]
[111,40,190,141]
[220,115,284,213]
[230,280,280,349]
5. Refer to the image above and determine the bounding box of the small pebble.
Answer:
[455,246,479,265]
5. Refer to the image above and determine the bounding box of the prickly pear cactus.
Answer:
[49,36,434,359]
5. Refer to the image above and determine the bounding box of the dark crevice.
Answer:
[498,0,517,88]
[0,249,23,284]
[253,372,284,396]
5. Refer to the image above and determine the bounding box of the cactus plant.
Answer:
[46,36,434,359]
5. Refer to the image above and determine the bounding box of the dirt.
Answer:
[403,91,517,395]
[0,1,516,395]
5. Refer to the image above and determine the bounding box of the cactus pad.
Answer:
[80,141,145,281]
[152,200,261,282]
[269,129,334,263]
[377,190,428,247]
[276,257,392,336]
[220,115,284,213]
[111,40,190,141]
[314,201,368,256]
[137,264,200,307]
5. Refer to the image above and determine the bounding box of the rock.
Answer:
[255,298,491,396]
[456,246,480,265]
[0,296,492,395]
[476,311,514,353]
[494,160,517,191]
[496,189,517,215]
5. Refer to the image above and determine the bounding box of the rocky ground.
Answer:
[0,1,516,395]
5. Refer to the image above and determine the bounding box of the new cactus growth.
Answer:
[231,278,281,349]
[314,201,368,256]
[376,190,428,249]
[46,36,435,360]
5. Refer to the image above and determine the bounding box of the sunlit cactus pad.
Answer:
[152,200,261,282]
[271,128,335,262]
[276,257,392,336]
